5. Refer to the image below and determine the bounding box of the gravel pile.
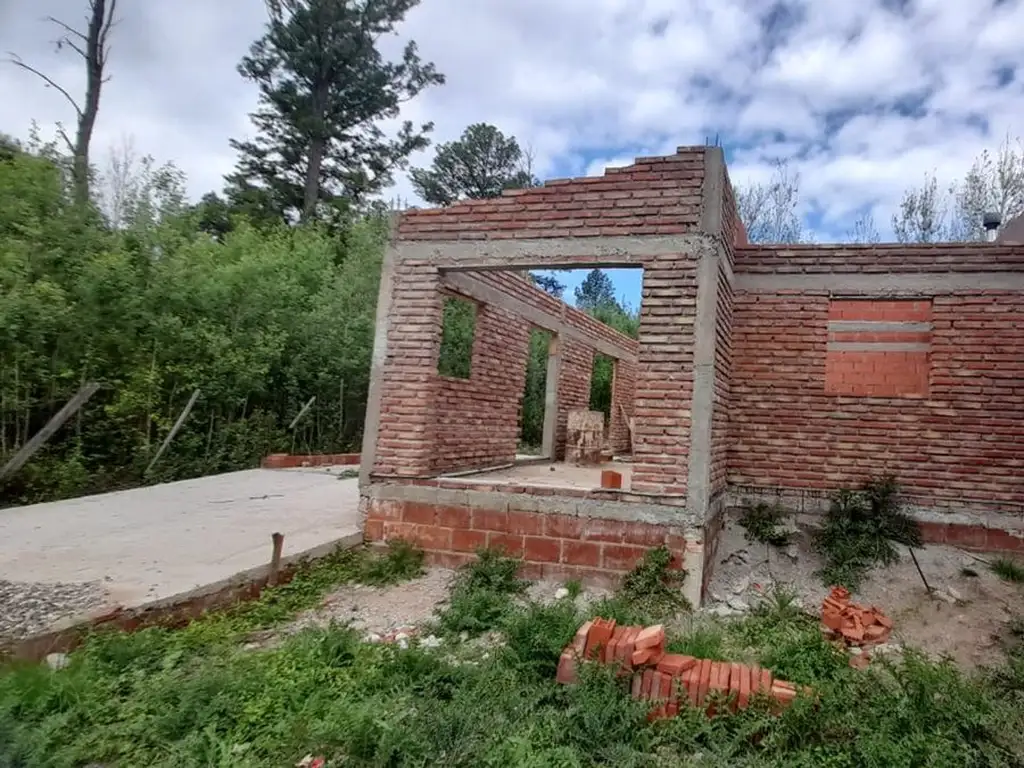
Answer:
[0,579,111,640]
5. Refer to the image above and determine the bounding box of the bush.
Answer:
[738,500,793,547]
[815,475,922,590]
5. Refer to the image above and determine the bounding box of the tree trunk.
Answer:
[303,136,325,221]
[72,0,110,206]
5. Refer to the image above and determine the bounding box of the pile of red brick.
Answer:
[556,618,808,719]
[820,586,893,649]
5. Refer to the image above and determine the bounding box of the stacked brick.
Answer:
[556,618,808,719]
[820,586,893,669]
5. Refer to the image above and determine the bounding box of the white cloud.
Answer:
[0,0,1021,241]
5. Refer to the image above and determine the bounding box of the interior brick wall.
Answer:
[730,245,1024,509]
[433,298,531,472]
[556,339,595,460]
[397,149,706,241]
[375,266,640,477]
[610,358,637,454]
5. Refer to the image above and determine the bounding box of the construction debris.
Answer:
[556,618,811,719]
[820,586,894,668]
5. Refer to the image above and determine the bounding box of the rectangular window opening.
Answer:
[517,327,553,457]
[437,295,476,379]
[589,352,615,433]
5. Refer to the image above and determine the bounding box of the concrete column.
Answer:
[541,336,560,460]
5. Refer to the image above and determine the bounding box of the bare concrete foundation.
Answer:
[1,468,363,658]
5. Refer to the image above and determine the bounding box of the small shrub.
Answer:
[738,500,793,547]
[990,557,1024,584]
[617,546,690,621]
[815,475,922,590]
[357,539,425,586]
[435,548,527,636]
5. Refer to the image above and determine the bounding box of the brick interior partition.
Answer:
[730,245,1024,516]
[433,296,531,472]
[610,357,637,454]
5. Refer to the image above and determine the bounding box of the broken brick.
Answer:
[657,653,697,676]
[556,650,578,684]
[634,624,665,650]
[573,620,594,654]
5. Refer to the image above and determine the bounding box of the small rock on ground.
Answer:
[0,579,111,641]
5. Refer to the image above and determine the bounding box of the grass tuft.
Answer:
[434,547,528,636]
[356,539,426,586]
[990,557,1024,584]
[738,500,793,547]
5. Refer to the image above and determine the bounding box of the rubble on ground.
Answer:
[556,618,811,719]
[820,586,894,668]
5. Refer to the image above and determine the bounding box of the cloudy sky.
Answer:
[1,0,1022,304]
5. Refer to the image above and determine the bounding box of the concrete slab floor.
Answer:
[0,468,361,610]
[451,460,633,491]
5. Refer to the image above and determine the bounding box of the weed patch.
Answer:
[356,539,425,586]
[990,557,1024,584]
[815,475,922,590]
[738,500,793,547]
[617,545,690,620]
[435,548,528,636]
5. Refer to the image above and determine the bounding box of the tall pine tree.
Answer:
[228,0,445,223]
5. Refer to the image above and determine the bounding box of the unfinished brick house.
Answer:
[359,145,1024,606]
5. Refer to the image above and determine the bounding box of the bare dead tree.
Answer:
[7,0,119,205]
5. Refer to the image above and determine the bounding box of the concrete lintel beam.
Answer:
[735,272,1024,295]
[394,233,711,271]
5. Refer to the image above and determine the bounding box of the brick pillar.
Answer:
[630,256,699,495]
[365,258,443,478]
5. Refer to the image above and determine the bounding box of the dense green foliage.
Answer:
[1,545,1022,766]
[0,140,386,506]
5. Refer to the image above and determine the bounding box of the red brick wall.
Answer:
[374,261,441,477]
[730,248,1024,507]
[631,256,698,496]
[363,494,695,587]
[396,148,705,241]
[824,299,932,397]
[374,267,639,477]
[434,299,531,472]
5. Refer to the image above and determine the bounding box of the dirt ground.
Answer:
[706,516,1024,669]
[269,519,1023,670]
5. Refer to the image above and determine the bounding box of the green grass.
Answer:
[991,558,1024,584]
[2,547,1023,767]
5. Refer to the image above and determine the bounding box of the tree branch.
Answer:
[6,53,83,117]
[46,16,88,43]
